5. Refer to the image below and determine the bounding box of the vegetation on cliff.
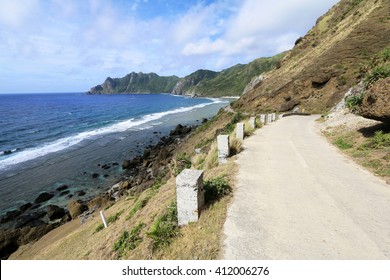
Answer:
[234,0,390,114]
[88,53,284,97]
[89,72,180,94]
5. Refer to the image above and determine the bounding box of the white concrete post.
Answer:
[278,114,283,119]
[249,117,256,129]
[272,113,276,122]
[236,123,244,141]
[100,211,108,228]
[217,135,230,163]
[176,169,204,226]
[260,114,266,124]
[266,114,272,124]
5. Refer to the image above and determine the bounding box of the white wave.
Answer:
[0,100,223,171]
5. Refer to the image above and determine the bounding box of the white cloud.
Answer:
[0,0,39,28]
[0,0,341,93]
[180,0,339,68]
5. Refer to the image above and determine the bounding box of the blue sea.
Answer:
[0,93,229,215]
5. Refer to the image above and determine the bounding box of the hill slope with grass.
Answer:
[88,54,284,97]
[88,72,180,94]
[234,0,390,115]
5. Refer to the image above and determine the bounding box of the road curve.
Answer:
[223,115,390,259]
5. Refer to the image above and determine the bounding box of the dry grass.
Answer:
[244,120,255,136]
[10,110,240,260]
[204,142,219,170]
[152,162,236,260]
[323,122,390,182]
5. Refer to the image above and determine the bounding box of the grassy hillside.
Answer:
[9,110,252,260]
[234,0,390,114]
[174,54,285,97]
[89,72,180,94]
[89,53,284,97]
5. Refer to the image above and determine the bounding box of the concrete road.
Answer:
[223,115,390,259]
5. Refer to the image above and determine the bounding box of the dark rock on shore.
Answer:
[34,192,54,204]
[1,210,21,224]
[56,185,68,191]
[77,190,86,196]
[122,156,142,170]
[0,223,56,260]
[59,190,70,196]
[14,212,46,228]
[1,119,196,258]
[19,203,32,212]
[87,195,110,210]
[170,124,192,136]
[67,200,88,219]
[101,164,111,170]
[47,205,66,221]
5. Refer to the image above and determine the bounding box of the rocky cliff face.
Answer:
[88,54,283,97]
[234,0,390,114]
[88,72,180,94]
[171,69,218,95]
[361,77,390,123]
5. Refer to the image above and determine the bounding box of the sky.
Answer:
[0,0,340,93]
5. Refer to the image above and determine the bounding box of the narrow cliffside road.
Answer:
[223,115,390,259]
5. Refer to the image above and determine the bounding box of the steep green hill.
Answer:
[190,54,285,97]
[88,72,180,94]
[88,53,284,97]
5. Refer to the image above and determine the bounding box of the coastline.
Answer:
[0,95,228,259]
[0,121,197,259]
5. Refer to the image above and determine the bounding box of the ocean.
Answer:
[0,93,229,215]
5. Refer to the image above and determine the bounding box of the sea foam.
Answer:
[0,100,222,171]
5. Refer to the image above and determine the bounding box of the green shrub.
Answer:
[151,176,167,191]
[126,197,150,221]
[107,209,124,224]
[334,137,354,150]
[380,47,390,62]
[192,153,206,170]
[225,112,245,134]
[204,176,231,204]
[244,121,255,136]
[345,94,363,111]
[95,223,104,233]
[363,159,383,169]
[113,223,145,259]
[365,65,390,87]
[195,138,213,149]
[230,137,242,156]
[363,131,390,149]
[147,201,179,251]
[204,144,218,170]
[338,75,347,86]
[255,118,263,129]
[174,153,192,176]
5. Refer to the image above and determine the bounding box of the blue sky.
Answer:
[0,0,339,93]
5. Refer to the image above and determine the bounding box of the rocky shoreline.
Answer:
[0,122,199,259]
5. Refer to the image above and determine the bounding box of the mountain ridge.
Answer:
[88,53,284,97]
